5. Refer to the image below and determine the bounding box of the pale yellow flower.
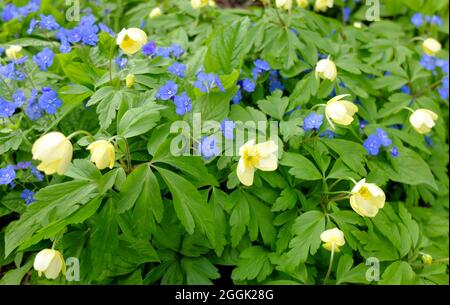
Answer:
[32,132,73,175]
[314,0,333,12]
[350,178,386,218]
[116,28,148,55]
[315,56,337,81]
[87,140,115,170]
[409,109,438,134]
[320,228,345,252]
[422,38,441,56]
[325,94,358,127]
[149,7,162,19]
[33,249,66,280]
[297,0,309,8]
[126,73,136,88]
[191,0,209,9]
[5,45,23,60]
[422,254,433,265]
[276,0,293,10]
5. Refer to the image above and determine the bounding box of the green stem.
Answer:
[324,243,335,284]
[67,130,94,140]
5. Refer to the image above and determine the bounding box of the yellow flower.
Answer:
[353,21,363,28]
[191,0,209,9]
[237,140,278,186]
[32,132,73,175]
[209,0,216,7]
[314,0,333,12]
[325,94,358,127]
[87,140,115,170]
[126,73,136,88]
[409,108,438,134]
[5,45,23,60]
[315,56,337,81]
[422,254,433,265]
[320,228,345,252]
[297,0,309,8]
[116,28,148,55]
[276,0,293,10]
[149,7,162,19]
[33,249,66,280]
[422,38,441,56]
[350,178,386,218]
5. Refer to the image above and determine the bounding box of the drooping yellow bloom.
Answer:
[237,140,278,186]
[320,228,345,252]
[32,132,73,175]
[126,73,136,88]
[422,254,433,265]
[87,140,115,170]
[149,7,162,19]
[325,94,358,127]
[33,249,66,280]
[314,0,333,12]
[191,0,209,9]
[297,0,309,8]
[422,38,441,56]
[350,178,386,218]
[315,56,337,81]
[409,109,438,134]
[353,21,363,28]
[276,0,293,10]
[5,45,23,60]
[116,28,148,55]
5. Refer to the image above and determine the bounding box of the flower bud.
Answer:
[297,0,309,8]
[191,0,209,9]
[6,45,23,60]
[87,140,115,170]
[315,57,337,81]
[276,0,293,10]
[422,254,433,265]
[422,38,441,56]
[126,73,136,88]
[32,132,73,175]
[116,28,148,55]
[353,21,362,28]
[350,178,386,217]
[325,94,358,126]
[314,0,333,12]
[149,7,162,19]
[320,228,345,252]
[409,109,438,134]
[33,249,66,280]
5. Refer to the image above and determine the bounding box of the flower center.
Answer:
[358,186,371,199]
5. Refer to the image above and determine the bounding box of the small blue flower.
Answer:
[435,59,449,74]
[0,47,3,55]
[21,189,36,205]
[15,161,31,170]
[198,136,220,160]
[420,55,436,71]
[115,54,127,70]
[173,92,192,115]
[12,89,26,107]
[411,13,423,27]
[156,81,178,100]
[27,18,39,34]
[38,87,62,114]
[142,41,157,56]
[0,62,25,81]
[0,97,16,118]
[25,89,42,121]
[390,145,399,157]
[99,22,115,36]
[221,118,235,140]
[155,47,171,58]
[342,7,352,23]
[194,72,225,93]
[168,62,186,78]
[232,89,242,104]
[303,112,323,132]
[375,128,392,147]
[252,59,270,79]
[363,134,381,156]
[1,4,17,22]
[32,48,54,71]
[0,165,16,185]
[170,44,185,58]
[424,135,433,147]
[400,85,411,95]
[68,27,82,43]
[31,166,44,181]
[242,78,256,93]
[39,14,59,31]
[426,15,442,26]
[319,130,335,138]
[359,119,367,129]
[269,70,284,93]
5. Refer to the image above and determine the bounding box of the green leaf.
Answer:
[336,255,368,285]
[118,102,165,138]
[65,159,102,182]
[272,188,297,212]
[280,152,322,180]
[256,90,289,121]
[321,138,367,176]
[114,165,149,213]
[379,261,415,285]
[0,258,34,285]
[181,257,220,285]
[231,246,274,282]
[96,90,122,130]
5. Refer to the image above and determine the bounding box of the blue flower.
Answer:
[435,59,449,74]
[232,89,242,104]
[173,92,192,115]
[194,72,225,93]
[426,15,442,26]
[420,55,436,71]
[359,119,367,129]
[269,70,284,93]
[198,136,220,160]
[99,23,115,36]
[31,166,44,181]
[156,81,178,100]
[221,118,235,140]
[115,54,127,69]
[390,146,399,157]
[39,14,59,31]
[363,134,381,156]
[303,112,323,132]
[252,59,270,79]
[15,161,31,170]
[68,27,82,43]
[142,41,157,56]
[375,128,392,147]
[438,76,449,100]
[155,47,172,58]
[400,85,411,94]
[319,130,335,138]
[0,47,3,55]
[21,189,36,205]
[13,89,26,107]
[342,7,352,22]
[0,165,16,186]
[411,13,423,27]
[0,97,16,118]
[27,18,39,34]
[38,87,62,114]
[168,62,186,78]
[1,4,17,22]
[32,48,54,71]
[242,78,256,93]
[424,135,433,147]
[170,44,185,58]
[0,62,25,81]
[25,89,42,121]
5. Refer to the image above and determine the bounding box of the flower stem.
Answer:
[324,243,335,284]
[67,130,94,140]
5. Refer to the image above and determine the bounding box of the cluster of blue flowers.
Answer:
[194,71,225,93]
[303,112,323,132]
[152,43,185,59]
[0,56,27,81]
[156,80,192,115]
[1,0,40,22]
[411,13,442,28]
[363,128,398,157]
[198,136,220,161]
[418,56,449,100]
[32,47,54,71]
[252,59,271,80]
[168,62,186,78]
[268,70,284,93]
